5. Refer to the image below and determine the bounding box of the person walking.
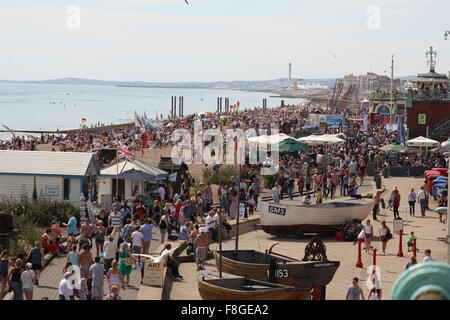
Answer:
[390,186,401,219]
[28,241,43,286]
[107,260,124,294]
[407,231,416,253]
[141,218,155,254]
[58,272,74,300]
[94,220,106,257]
[195,228,208,271]
[118,243,133,288]
[8,259,24,300]
[131,226,144,269]
[363,219,373,254]
[379,220,391,255]
[271,184,281,204]
[89,256,105,300]
[370,191,380,221]
[21,263,35,300]
[103,236,118,271]
[346,277,365,300]
[408,188,416,216]
[404,256,417,270]
[78,244,94,280]
[423,249,436,263]
[418,186,427,217]
[68,245,78,267]
[63,211,78,236]
[105,285,122,300]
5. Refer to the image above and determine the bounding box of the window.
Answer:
[418,113,427,125]
[63,179,70,200]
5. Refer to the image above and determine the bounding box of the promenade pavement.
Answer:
[32,228,163,300]
[166,177,448,300]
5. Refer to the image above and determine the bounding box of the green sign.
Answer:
[418,113,426,125]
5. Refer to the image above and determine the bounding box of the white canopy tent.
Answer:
[247,133,291,145]
[405,136,440,148]
[297,134,345,145]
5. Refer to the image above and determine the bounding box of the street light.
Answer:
[444,30,450,40]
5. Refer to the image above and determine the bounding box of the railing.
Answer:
[371,92,450,102]
[429,117,450,139]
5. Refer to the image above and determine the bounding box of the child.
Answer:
[407,231,416,252]
[316,187,323,204]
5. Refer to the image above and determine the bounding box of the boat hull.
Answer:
[260,198,372,234]
[214,250,339,287]
[198,276,311,300]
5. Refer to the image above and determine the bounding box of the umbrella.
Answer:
[380,144,409,152]
[273,138,308,152]
[405,148,422,154]
[430,146,449,153]
[441,140,450,148]
[202,111,214,114]
[405,136,439,148]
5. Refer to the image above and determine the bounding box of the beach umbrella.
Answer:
[405,136,439,148]
[273,138,307,152]
[380,144,409,152]
[405,148,422,154]
[430,146,449,153]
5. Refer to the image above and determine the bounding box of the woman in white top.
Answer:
[363,219,373,254]
[21,263,35,300]
[107,260,124,293]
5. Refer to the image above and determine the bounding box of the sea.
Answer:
[0,82,306,139]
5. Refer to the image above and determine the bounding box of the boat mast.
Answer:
[235,137,240,254]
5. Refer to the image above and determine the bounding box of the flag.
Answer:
[134,111,143,128]
[141,132,149,156]
[118,143,136,162]
[81,118,87,123]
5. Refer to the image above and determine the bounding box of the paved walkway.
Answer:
[167,177,448,300]
[32,228,163,300]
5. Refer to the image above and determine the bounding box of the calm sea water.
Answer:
[0,82,306,139]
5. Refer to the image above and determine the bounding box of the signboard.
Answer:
[268,205,286,216]
[45,185,59,196]
[418,113,426,125]
[393,219,404,234]
[239,203,245,219]
[142,257,165,287]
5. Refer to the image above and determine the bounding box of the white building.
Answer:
[0,151,99,206]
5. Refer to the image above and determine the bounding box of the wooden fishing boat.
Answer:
[214,237,339,288]
[260,198,373,235]
[197,275,311,300]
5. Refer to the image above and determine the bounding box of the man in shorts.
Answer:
[89,256,105,301]
[131,226,144,268]
[194,228,208,271]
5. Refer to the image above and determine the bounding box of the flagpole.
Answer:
[234,138,240,255]
[116,148,119,200]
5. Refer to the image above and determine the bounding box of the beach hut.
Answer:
[97,158,168,207]
[0,150,99,206]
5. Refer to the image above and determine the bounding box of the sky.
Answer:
[0,0,449,82]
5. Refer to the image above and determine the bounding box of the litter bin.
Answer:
[375,174,382,189]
